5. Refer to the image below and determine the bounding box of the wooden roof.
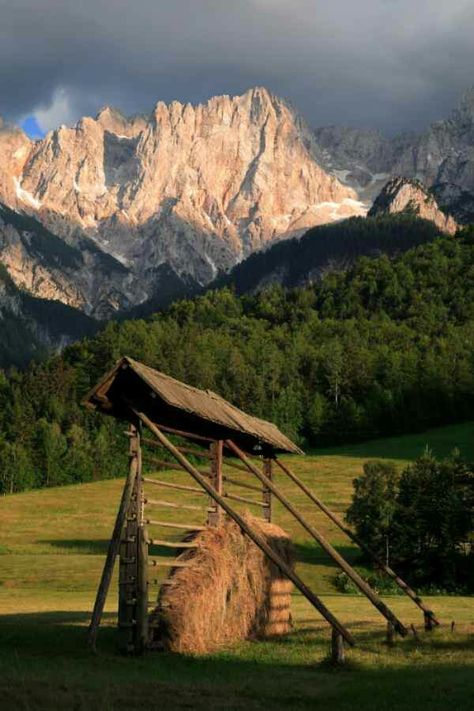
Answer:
[84,357,303,455]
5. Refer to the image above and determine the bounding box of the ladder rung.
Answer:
[145,498,210,513]
[222,475,263,493]
[149,560,192,568]
[143,478,207,495]
[146,519,206,531]
[223,492,264,507]
[148,539,199,549]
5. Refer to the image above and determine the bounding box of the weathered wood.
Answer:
[145,498,209,512]
[87,426,139,651]
[146,519,206,531]
[134,410,355,647]
[274,457,439,627]
[222,457,257,474]
[177,445,213,460]
[222,475,263,493]
[262,458,272,523]
[223,491,266,507]
[144,424,213,443]
[144,455,212,478]
[331,629,345,665]
[424,611,434,631]
[143,477,207,494]
[149,559,193,568]
[208,440,223,526]
[227,441,408,637]
[148,539,199,549]
[386,621,395,646]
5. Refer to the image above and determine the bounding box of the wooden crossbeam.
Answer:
[144,498,209,513]
[274,458,439,627]
[143,477,207,494]
[134,409,355,647]
[223,491,267,507]
[222,475,262,493]
[226,440,408,637]
[148,539,199,549]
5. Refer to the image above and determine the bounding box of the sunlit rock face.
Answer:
[368,177,458,235]
[0,89,364,316]
[315,87,474,224]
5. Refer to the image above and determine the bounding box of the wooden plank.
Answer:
[228,441,408,637]
[134,410,355,647]
[222,475,262,493]
[143,477,207,494]
[223,491,266,507]
[149,560,192,568]
[148,539,199,549]
[274,458,439,627]
[145,498,209,513]
[146,519,206,531]
[87,426,139,651]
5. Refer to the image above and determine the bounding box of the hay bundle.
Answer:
[149,514,294,654]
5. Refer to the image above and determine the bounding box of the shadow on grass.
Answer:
[294,541,361,567]
[0,610,473,711]
[42,539,177,559]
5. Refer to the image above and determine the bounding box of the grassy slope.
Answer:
[0,422,473,710]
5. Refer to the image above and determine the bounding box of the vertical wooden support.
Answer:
[262,458,272,522]
[386,621,395,646]
[118,424,140,653]
[87,426,139,651]
[135,427,148,654]
[208,440,223,526]
[424,611,434,631]
[331,628,345,665]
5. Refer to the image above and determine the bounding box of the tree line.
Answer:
[2,229,474,494]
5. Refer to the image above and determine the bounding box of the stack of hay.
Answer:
[149,514,294,653]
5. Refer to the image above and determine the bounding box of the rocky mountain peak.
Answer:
[368,177,458,235]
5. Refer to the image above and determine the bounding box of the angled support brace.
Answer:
[225,440,408,637]
[134,409,355,647]
[274,457,439,627]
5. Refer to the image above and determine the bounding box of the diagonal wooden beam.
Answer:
[134,409,355,647]
[225,440,408,637]
[274,457,439,627]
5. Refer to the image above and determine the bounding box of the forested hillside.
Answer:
[2,229,474,494]
[219,215,446,294]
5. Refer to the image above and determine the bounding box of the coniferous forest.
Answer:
[2,229,474,494]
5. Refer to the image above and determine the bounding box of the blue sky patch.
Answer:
[21,116,45,139]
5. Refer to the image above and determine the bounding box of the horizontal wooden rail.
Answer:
[223,491,265,507]
[144,455,211,478]
[149,560,192,568]
[177,445,213,460]
[223,458,256,474]
[145,498,209,512]
[226,440,407,638]
[274,457,439,626]
[146,519,206,531]
[135,409,355,647]
[148,539,199,549]
[144,424,213,444]
[223,475,263,493]
[143,477,207,495]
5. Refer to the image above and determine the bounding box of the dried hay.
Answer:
[149,514,294,654]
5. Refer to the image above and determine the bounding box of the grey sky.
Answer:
[1,0,473,135]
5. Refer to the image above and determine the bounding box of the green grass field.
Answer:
[0,422,473,710]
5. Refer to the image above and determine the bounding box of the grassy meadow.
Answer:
[0,422,473,710]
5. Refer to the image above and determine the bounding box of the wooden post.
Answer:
[135,429,148,653]
[87,426,139,651]
[226,440,408,637]
[262,458,272,522]
[424,611,434,632]
[133,409,355,647]
[331,628,345,665]
[118,425,140,653]
[274,457,439,626]
[208,440,223,526]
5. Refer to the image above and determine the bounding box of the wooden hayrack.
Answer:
[84,357,438,662]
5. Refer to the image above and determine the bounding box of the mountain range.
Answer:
[0,85,473,363]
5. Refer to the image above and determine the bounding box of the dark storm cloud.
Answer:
[1,0,474,134]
